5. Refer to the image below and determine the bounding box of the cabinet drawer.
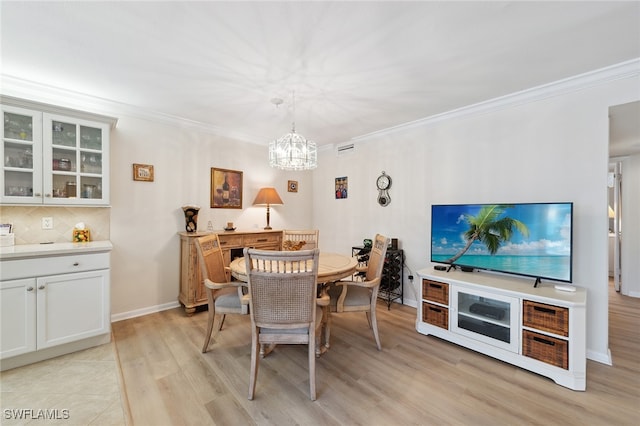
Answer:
[243,234,281,246]
[422,302,448,329]
[1,252,110,280]
[523,300,569,337]
[218,235,243,247]
[422,279,449,305]
[523,330,568,369]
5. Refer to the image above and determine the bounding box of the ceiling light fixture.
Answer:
[268,92,318,171]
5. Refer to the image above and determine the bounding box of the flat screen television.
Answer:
[430,202,573,284]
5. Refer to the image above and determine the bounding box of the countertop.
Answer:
[0,241,113,260]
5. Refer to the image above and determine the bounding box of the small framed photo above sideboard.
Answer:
[288,180,298,193]
[133,163,154,182]
[211,167,243,209]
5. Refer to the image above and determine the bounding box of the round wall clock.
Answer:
[376,171,391,206]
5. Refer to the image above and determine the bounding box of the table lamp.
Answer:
[253,187,284,230]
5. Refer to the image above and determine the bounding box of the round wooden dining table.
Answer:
[229,251,357,355]
[229,251,358,284]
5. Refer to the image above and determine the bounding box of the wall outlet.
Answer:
[41,217,53,229]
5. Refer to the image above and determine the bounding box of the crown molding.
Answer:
[3,58,638,147]
[0,94,118,128]
[351,58,640,142]
[0,74,264,144]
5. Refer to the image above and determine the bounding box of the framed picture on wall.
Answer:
[133,163,154,182]
[335,176,348,199]
[211,167,243,208]
[288,180,298,192]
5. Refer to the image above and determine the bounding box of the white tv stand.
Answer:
[416,267,587,391]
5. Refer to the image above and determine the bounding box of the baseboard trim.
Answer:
[111,301,181,323]
[586,348,613,366]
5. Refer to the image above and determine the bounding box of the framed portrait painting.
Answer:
[211,167,243,208]
[335,176,348,199]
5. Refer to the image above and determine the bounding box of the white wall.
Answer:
[620,153,640,297]
[108,115,314,317]
[312,71,639,364]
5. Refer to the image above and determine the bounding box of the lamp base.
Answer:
[264,226,272,230]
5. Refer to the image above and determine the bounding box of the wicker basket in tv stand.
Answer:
[416,267,587,391]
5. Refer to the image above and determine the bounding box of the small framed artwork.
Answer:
[211,167,243,209]
[133,163,154,182]
[288,180,298,193]
[335,176,348,199]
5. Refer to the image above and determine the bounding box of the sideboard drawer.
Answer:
[218,235,243,247]
[243,233,281,246]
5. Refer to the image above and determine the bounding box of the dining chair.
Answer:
[328,234,390,350]
[244,247,326,400]
[282,229,319,251]
[195,234,248,353]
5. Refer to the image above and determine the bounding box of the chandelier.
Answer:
[268,93,318,171]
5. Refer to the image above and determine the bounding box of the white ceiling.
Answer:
[1,1,639,150]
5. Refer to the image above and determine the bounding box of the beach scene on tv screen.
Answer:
[431,203,572,282]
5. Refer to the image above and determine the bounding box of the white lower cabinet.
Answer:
[0,278,37,358]
[0,247,111,370]
[36,270,110,350]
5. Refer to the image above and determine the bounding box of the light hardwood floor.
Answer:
[112,282,639,426]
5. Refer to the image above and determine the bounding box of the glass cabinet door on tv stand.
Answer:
[451,286,519,353]
[352,246,404,309]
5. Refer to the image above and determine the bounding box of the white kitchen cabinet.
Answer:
[36,270,110,349]
[0,242,112,370]
[0,278,37,359]
[1,97,116,205]
[1,105,43,203]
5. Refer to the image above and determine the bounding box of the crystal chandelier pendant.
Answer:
[268,93,318,170]
[269,128,317,171]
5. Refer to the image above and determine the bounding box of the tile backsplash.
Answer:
[0,206,110,244]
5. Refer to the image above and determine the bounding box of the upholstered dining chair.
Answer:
[195,234,248,353]
[328,234,390,350]
[282,229,319,251]
[244,247,326,401]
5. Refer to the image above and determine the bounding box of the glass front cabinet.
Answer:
[2,103,111,205]
[451,286,520,353]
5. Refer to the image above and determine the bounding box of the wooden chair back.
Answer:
[282,229,319,251]
[245,248,320,329]
[365,234,389,282]
[196,234,228,285]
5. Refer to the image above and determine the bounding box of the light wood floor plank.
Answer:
[112,283,640,425]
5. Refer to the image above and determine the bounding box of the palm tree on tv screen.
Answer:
[445,204,530,264]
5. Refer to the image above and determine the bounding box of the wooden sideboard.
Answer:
[178,230,282,315]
